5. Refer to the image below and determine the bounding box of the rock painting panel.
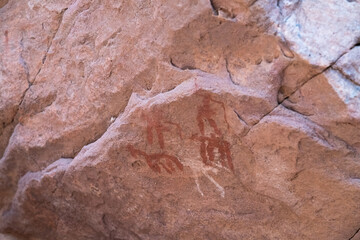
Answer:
[128,93,234,196]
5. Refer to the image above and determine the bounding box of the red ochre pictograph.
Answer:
[196,94,229,135]
[127,145,183,174]
[193,94,233,172]
[144,110,182,149]
[191,133,234,172]
[128,93,234,174]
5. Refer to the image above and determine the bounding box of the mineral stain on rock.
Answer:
[0,0,360,239]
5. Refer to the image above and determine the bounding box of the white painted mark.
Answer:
[183,157,226,198]
[203,171,225,198]
[195,177,204,197]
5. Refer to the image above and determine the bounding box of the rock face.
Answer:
[0,0,360,239]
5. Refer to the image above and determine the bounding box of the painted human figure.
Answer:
[144,110,182,150]
[196,94,229,136]
[193,94,234,172]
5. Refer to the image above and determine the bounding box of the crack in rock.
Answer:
[331,66,360,87]
[0,7,69,163]
[349,227,360,240]
[209,0,218,15]
[225,58,236,85]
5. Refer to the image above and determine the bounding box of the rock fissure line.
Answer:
[280,43,354,104]
[244,106,278,136]
[1,7,69,158]
[166,44,357,153]
[331,66,360,87]
[244,45,358,139]
[169,58,197,71]
[2,36,34,136]
[349,227,360,240]
[248,0,259,7]
[331,43,360,87]
[281,103,313,117]
[36,7,68,82]
[233,110,249,126]
[350,42,360,50]
[225,58,236,85]
[208,0,218,15]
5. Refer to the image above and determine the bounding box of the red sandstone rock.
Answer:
[0,0,359,239]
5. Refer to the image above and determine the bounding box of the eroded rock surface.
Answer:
[0,0,359,239]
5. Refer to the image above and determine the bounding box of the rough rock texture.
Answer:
[0,0,359,239]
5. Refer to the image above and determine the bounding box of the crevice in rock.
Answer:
[233,110,249,126]
[280,67,327,104]
[39,7,68,72]
[20,7,68,105]
[349,36,360,49]
[331,66,360,87]
[169,58,197,71]
[225,43,358,149]
[1,8,68,151]
[349,227,360,240]
[330,42,360,86]
[248,0,259,7]
[225,58,236,85]
[279,47,349,104]
[4,36,34,145]
[280,103,313,117]
[350,42,360,49]
[245,106,277,134]
[278,41,295,58]
[273,42,360,135]
[246,91,357,153]
[209,0,219,15]
[289,169,305,181]
[0,84,32,158]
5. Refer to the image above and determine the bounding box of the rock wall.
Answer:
[0,0,360,239]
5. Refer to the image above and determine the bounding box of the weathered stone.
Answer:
[280,0,360,67]
[284,68,360,151]
[0,0,359,239]
[333,46,360,86]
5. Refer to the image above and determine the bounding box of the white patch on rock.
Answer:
[325,69,360,118]
[281,0,360,67]
[333,46,360,86]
